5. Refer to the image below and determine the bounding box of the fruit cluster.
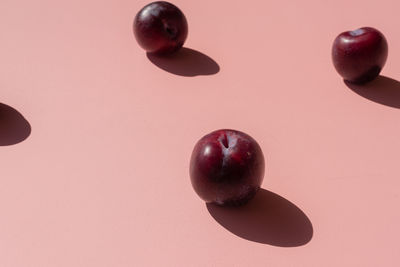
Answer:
[134,1,390,206]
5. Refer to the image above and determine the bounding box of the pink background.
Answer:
[1,0,400,266]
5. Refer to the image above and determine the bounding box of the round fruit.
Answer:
[190,129,265,206]
[332,27,388,84]
[133,1,188,55]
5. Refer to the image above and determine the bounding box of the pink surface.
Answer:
[1,0,400,266]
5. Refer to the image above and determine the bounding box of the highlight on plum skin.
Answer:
[133,1,188,55]
[331,27,388,84]
[189,129,265,207]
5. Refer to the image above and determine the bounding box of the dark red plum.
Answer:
[133,1,188,55]
[190,129,265,206]
[332,27,388,84]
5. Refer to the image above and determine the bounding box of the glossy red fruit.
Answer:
[332,27,388,84]
[190,129,265,206]
[133,1,188,55]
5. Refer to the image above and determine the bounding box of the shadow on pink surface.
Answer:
[146,47,219,76]
[0,103,31,146]
[345,76,400,109]
[207,189,313,247]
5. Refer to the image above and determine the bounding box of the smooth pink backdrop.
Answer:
[1,0,400,266]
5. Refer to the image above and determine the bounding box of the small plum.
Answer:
[133,1,188,55]
[190,129,265,206]
[332,27,388,84]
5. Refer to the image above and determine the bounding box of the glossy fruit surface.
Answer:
[190,129,265,206]
[133,1,188,55]
[332,27,388,84]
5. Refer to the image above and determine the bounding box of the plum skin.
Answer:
[332,27,388,84]
[190,129,265,206]
[133,1,188,55]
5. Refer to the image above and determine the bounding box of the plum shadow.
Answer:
[345,76,400,109]
[146,47,220,76]
[0,103,31,146]
[206,188,313,247]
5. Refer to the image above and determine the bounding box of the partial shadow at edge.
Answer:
[146,47,220,77]
[345,75,400,109]
[0,103,31,146]
[207,188,313,247]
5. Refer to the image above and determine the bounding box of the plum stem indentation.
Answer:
[221,133,229,149]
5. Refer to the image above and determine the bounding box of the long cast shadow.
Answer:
[0,103,31,145]
[147,47,220,77]
[345,76,400,109]
[207,188,313,247]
